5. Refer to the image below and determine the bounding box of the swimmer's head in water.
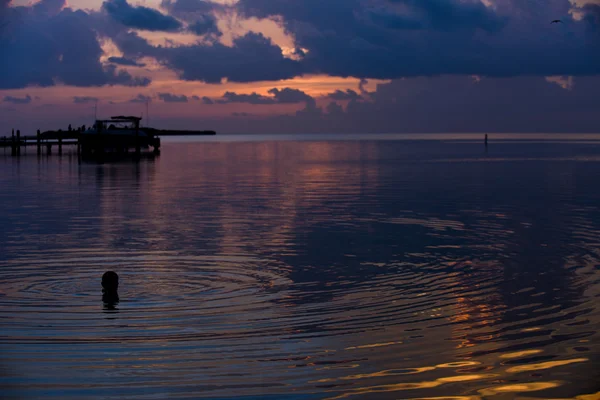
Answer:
[102,271,119,292]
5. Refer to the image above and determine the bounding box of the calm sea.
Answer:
[1,134,599,399]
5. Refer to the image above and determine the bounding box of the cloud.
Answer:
[328,89,361,101]
[219,91,276,104]
[103,64,151,87]
[201,96,214,104]
[32,0,66,16]
[100,0,600,83]
[107,56,145,67]
[326,101,344,115]
[73,96,98,104]
[250,75,600,133]
[387,0,507,33]
[160,0,220,15]
[268,87,314,104]
[236,0,600,78]
[214,87,314,105]
[187,14,221,37]
[191,95,200,100]
[128,94,152,103]
[3,95,32,104]
[102,0,182,31]
[158,92,188,102]
[0,0,151,89]
[121,31,301,84]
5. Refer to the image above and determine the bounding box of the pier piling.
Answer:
[11,129,16,156]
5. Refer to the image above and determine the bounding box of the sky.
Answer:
[1,0,600,133]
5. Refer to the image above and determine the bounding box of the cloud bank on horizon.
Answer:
[1,0,600,132]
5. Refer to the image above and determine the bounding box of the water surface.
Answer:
[1,134,599,399]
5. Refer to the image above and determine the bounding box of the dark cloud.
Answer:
[103,64,151,87]
[101,0,600,83]
[187,14,221,37]
[32,0,65,16]
[128,94,152,103]
[214,87,314,105]
[268,87,314,104]
[358,79,372,98]
[201,96,214,104]
[232,112,252,117]
[237,0,600,78]
[73,96,98,104]
[256,76,600,133]
[326,101,344,115]
[158,92,189,102]
[110,31,157,59]
[584,4,600,32]
[160,0,219,15]
[191,95,200,100]
[328,89,361,101]
[107,56,145,67]
[102,0,182,31]
[219,91,275,104]
[0,0,151,89]
[3,95,32,104]
[152,32,301,83]
[388,0,507,33]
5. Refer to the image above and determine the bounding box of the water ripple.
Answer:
[2,139,600,399]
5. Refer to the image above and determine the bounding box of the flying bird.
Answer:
[551,20,562,24]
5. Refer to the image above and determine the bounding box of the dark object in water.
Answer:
[102,271,119,310]
[102,271,119,292]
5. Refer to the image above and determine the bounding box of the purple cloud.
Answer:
[73,96,98,104]
[3,95,32,104]
[158,93,189,102]
[0,0,151,89]
[128,94,152,103]
[102,0,182,31]
[107,56,145,67]
[328,89,361,101]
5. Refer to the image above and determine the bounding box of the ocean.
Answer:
[1,134,599,399]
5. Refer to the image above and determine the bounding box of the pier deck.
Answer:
[1,124,216,158]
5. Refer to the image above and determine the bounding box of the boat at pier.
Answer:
[79,116,160,156]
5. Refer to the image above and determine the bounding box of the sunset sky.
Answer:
[1,0,600,133]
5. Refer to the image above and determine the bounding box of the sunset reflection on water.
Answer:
[1,137,599,399]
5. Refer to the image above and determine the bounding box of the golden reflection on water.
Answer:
[344,341,403,350]
[478,381,562,396]
[325,374,496,400]
[505,358,588,373]
[499,349,543,359]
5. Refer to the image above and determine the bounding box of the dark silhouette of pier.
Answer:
[1,118,216,159]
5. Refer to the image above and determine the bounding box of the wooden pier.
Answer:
[1,118,216,159]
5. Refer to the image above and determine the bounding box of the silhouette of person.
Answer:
[102,271,119,310]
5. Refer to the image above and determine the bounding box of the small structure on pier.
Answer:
[80,116,160,157]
